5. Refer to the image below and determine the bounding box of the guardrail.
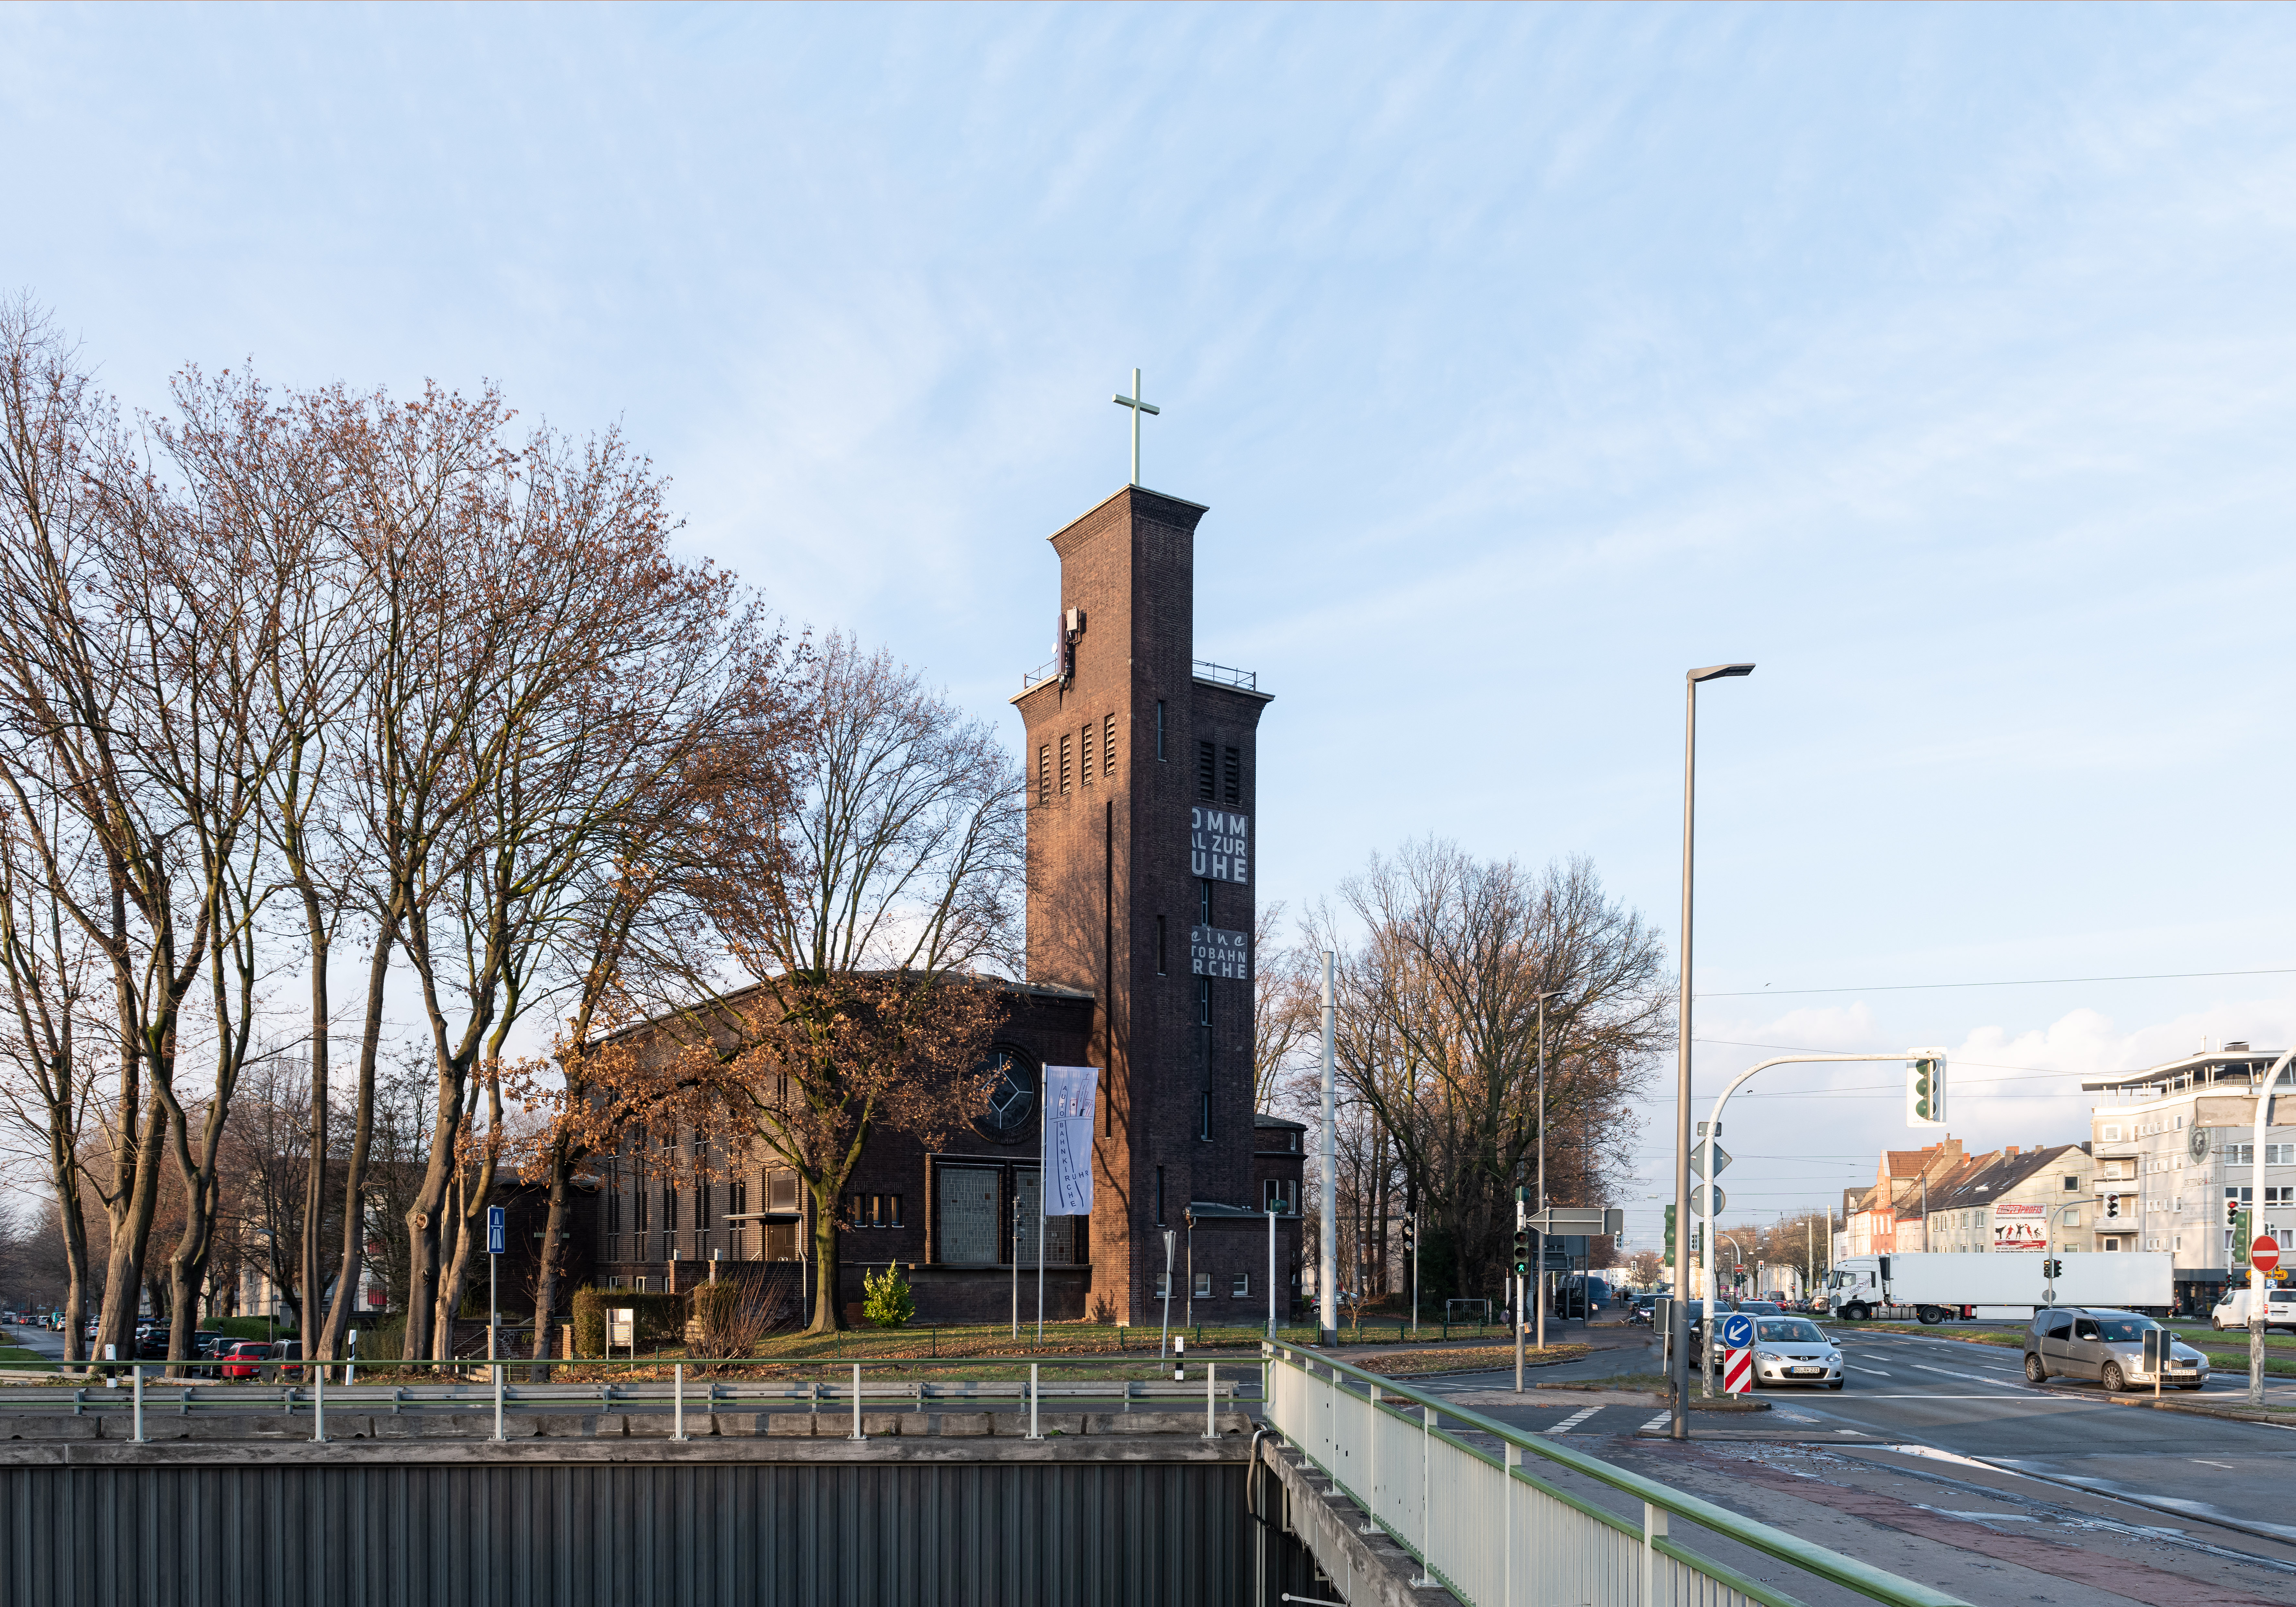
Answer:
[1263,1343,1969,1607]
[2,1355,1252,1446]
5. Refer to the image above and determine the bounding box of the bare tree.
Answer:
[1310,844,1669,1306]
[0,798,106,1358]
[629,635,1021,1333]
[1251,901,1318,1113]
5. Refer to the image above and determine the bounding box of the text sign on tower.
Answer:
[1189,807,1251,883]
[1190,924,1251,980]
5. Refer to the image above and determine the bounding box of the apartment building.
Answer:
[2083,1043,2296,1311]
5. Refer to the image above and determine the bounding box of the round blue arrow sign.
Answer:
[1720,1312,1755,1349]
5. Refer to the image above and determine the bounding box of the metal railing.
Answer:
[2,1356,1251,1446]
[1263,1344,1969,1607]
[1192,659,1256,691]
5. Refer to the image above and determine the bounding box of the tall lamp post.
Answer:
[1320,951,1339,1348]
[2246,1050,2295,1406]
[1533,986,1568,1355]
[1671,661,1753,1441]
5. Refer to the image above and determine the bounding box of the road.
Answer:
[1405,1322,2296,1607]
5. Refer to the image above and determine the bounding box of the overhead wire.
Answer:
[1696,965,2296,998]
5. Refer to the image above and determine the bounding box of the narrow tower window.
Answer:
[1197,740,1215,800]
[1223,746,1241,806]
[1155,701,1166,760]
[1081,723,1094,784]
[1103,712,1116,776]
[1060,733,1072,794]
[1197,976,1211,1026]
[1038,744,1050,807]
[1199,880,1212,924]
[1156,915,1167,976]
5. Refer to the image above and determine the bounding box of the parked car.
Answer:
[135,1329,171,1361]
[2023,1307,2208,1392]
[220,1342,272,1381]
[1629,1296,1657,1326]
[2209,1286,2296,1333]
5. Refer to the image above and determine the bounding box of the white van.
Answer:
[2210,1285,2296,1332]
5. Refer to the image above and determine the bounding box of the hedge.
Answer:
[570,1287,687,1356]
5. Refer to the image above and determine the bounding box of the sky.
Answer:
[6,3,2295,1249]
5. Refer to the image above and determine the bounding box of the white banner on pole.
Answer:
[1044,1065,1098,1215]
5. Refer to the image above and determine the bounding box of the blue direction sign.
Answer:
[1719,1312,1755,1350]
[486,1205,506,1256]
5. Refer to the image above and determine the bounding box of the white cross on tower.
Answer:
[1110,367,1160,487]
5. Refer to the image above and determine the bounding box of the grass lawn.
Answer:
[0,1345,56,1370]
[1351,1343,1591,1378]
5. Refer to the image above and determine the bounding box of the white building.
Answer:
[2083,1044,2296,1309]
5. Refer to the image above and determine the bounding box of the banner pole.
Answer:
[1037,1062,1047,1346]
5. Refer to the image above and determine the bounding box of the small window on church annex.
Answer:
[1223,746,1240,805]
[1103,713,1116,776]
[1060,734,1072,794]
[1197,740,1215,799]
[1038,745,1050,807]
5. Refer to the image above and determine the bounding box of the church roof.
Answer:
[1253,1112,1308,1131]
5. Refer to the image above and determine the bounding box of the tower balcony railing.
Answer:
[1192,659,1256,691]
[1020,658,1058,691]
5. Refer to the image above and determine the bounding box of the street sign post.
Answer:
[1720,1311,1754,1396]
[486,1205,505,1363]
[2254,1236,2282,1274]
[1689,1145,1732,1180]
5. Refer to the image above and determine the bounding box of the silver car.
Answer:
[2023,1306,2208,1392]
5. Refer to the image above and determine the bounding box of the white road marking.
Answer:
[2190,1459,2237,1469]
[1849,1366,1892,1377]
[1545,1406,1600,1435]
[1641,1413,1671,1432]
[1909,1363,2021,1388]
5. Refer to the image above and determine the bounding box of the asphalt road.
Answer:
[1408,1323,2296,1607]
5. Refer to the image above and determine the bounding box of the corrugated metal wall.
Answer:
[3,1458,1249,1607]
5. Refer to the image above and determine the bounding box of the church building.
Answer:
[590,480,1306,1328]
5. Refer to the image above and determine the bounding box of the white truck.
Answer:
[1822,1252,2173,1323]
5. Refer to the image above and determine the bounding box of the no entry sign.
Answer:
[2253,1235,2282,1274]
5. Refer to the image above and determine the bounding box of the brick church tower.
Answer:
[1012,485,1282,1326]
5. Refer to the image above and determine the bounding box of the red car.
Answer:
[220,1342,271,1381]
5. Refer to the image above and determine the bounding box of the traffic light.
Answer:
[1664,1204,1677,1259]
[1401,1215,1416,1254]
[1906,1053,1947,1127]
[2105,1195,2120,1220]
[2227,1196,2242,1227]
[2042,1259,2062,1279]
[1512,1227,1532,1278]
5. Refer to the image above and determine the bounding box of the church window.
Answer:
[1038,745,1050,807]
[1200,1091,1211,1141]
[1155,701,1166,760]
[1103,713,1116,776]
[1155,1166,1165,1225]
[1197,740,1215,799]
[1199,880,1212,924]
[698,1181,712,1231]
[937,1167,1001,1265]
[1081,723,1094,784]
[1223,746,1240,805]
[1156,915,1167,975]
[606,1189,621,1234]
[1197,976,1211,1026]
[1194,1272,1211,1297]
[1060,734,1072,794]
[1232,1273,1251,1298]
[663,1186,677,1232]
[635,1186,649,1234]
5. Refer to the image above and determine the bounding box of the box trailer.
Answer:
[1821,1252,2173,1322]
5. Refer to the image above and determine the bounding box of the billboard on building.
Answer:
[1992,1201,2047,1252]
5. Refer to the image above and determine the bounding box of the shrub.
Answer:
[862,1265,914,1329]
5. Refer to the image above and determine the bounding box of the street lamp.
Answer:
[1533,986,1568,1358]
[1671,662,1753,1441]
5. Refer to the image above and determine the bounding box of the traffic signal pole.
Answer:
[2246,1051,2295,1407]
[1696,1048,1946,1399]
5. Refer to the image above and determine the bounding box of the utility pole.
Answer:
[1320,952,1338,1348]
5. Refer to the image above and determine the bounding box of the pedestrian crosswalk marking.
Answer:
[1545,1406,1600,1435]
